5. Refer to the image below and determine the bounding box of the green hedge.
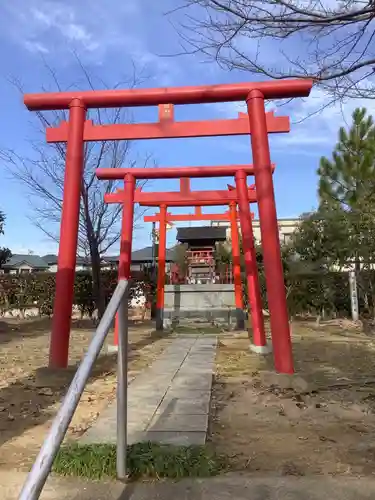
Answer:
[0,271,155,318]
[1,268,372,320]
[242,270,373,319]
[285,272,351,318]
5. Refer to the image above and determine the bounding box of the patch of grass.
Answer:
[53,442,227,480]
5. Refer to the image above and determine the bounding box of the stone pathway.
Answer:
[80,335,217,446]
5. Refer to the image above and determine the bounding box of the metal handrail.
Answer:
[19,279,129,500]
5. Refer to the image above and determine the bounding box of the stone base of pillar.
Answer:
[235,308,245,330]
[155,308,164,331]
[250,343,272,355]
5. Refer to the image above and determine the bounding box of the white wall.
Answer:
[211,218,300,245]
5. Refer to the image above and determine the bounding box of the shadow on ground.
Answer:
[0,326,169,446]
[0,318,156,346]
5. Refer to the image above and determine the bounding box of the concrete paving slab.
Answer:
[148,413,208,432]
[185,356,215,364]
[145,363,183,372]
[127,394,165,407]
[182,365,215,373]
[166,388,212,399]
[190,346,216,351]
[128,384,169,394]
[186,360,215,366]
[155,397,210,415]
[147,362,185,372]
[177,367,214,375]
[80,335,216,446]
[128,408,155,424]
[130,430,207,446]
[171,377,212,391]
[171,374,213,386]
[184,353,213,358]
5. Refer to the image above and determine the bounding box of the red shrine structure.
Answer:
[24,78,313,374]
[145,205,251,285]
[105,174,258,335]
[175,226,227,284]
[144,203,251,330]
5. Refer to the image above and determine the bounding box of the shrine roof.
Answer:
[176,226,227,243]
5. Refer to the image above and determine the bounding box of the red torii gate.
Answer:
[24,78,313,374]
[144,205,254,223]
[105,175,261,343]
[144,203,253,331]
[46,109,290,142]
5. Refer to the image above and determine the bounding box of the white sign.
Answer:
[348,270,359,321]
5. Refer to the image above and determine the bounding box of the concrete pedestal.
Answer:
[155,308,164,331]
[235,308,245,330]
[250,343,273,355]
[163,283,243,328]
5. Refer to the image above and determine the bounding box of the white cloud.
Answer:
[0,0,177,80]
[276,86,375,149]
[213,83,375,154]
[23,40,49,54]
[3,2,102,55]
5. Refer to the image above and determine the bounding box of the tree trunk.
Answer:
[315,313,321,328]
[90,245,106,320]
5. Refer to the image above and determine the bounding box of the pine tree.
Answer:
[318,108,375,210]
[313,109,375,316]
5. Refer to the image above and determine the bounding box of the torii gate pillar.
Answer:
[155,204,167,331]
[229,202,245,330]
[247,91,293,373]
[50,100,86,369]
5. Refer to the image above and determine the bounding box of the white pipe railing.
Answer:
[19,279,129,500]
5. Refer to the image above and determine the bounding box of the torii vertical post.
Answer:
[235,170,267,351]
[156,204,167,331]
[247,90,293,373]
[229,202,245,330]
[50,100,86,369]
[113,174,135,347]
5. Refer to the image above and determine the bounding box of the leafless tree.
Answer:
[174,1,375,99]
[1,60,152,318]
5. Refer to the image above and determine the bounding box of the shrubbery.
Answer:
[243,269,370,320]
[1,267,372,321]
[0,271,155,318]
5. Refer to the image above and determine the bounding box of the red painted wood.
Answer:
[25,79,312,111]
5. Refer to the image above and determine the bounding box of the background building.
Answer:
[211,218,300,245]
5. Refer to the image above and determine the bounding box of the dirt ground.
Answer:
[210,321,375,476]
[0,317,172,471]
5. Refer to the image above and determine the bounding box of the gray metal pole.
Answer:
[116,287,129,480]
[19,279,128,500]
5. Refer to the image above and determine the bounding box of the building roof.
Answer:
[42,254,58,265]
[5,246,176,270]
[176,226,227,243]
[42,254,91,265]
[105,246,176,263]
[3,254,49,269]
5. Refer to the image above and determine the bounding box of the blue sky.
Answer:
[0,0,372,255]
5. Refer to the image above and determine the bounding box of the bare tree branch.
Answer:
[172,0,375,100]
[1,57,154,316]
